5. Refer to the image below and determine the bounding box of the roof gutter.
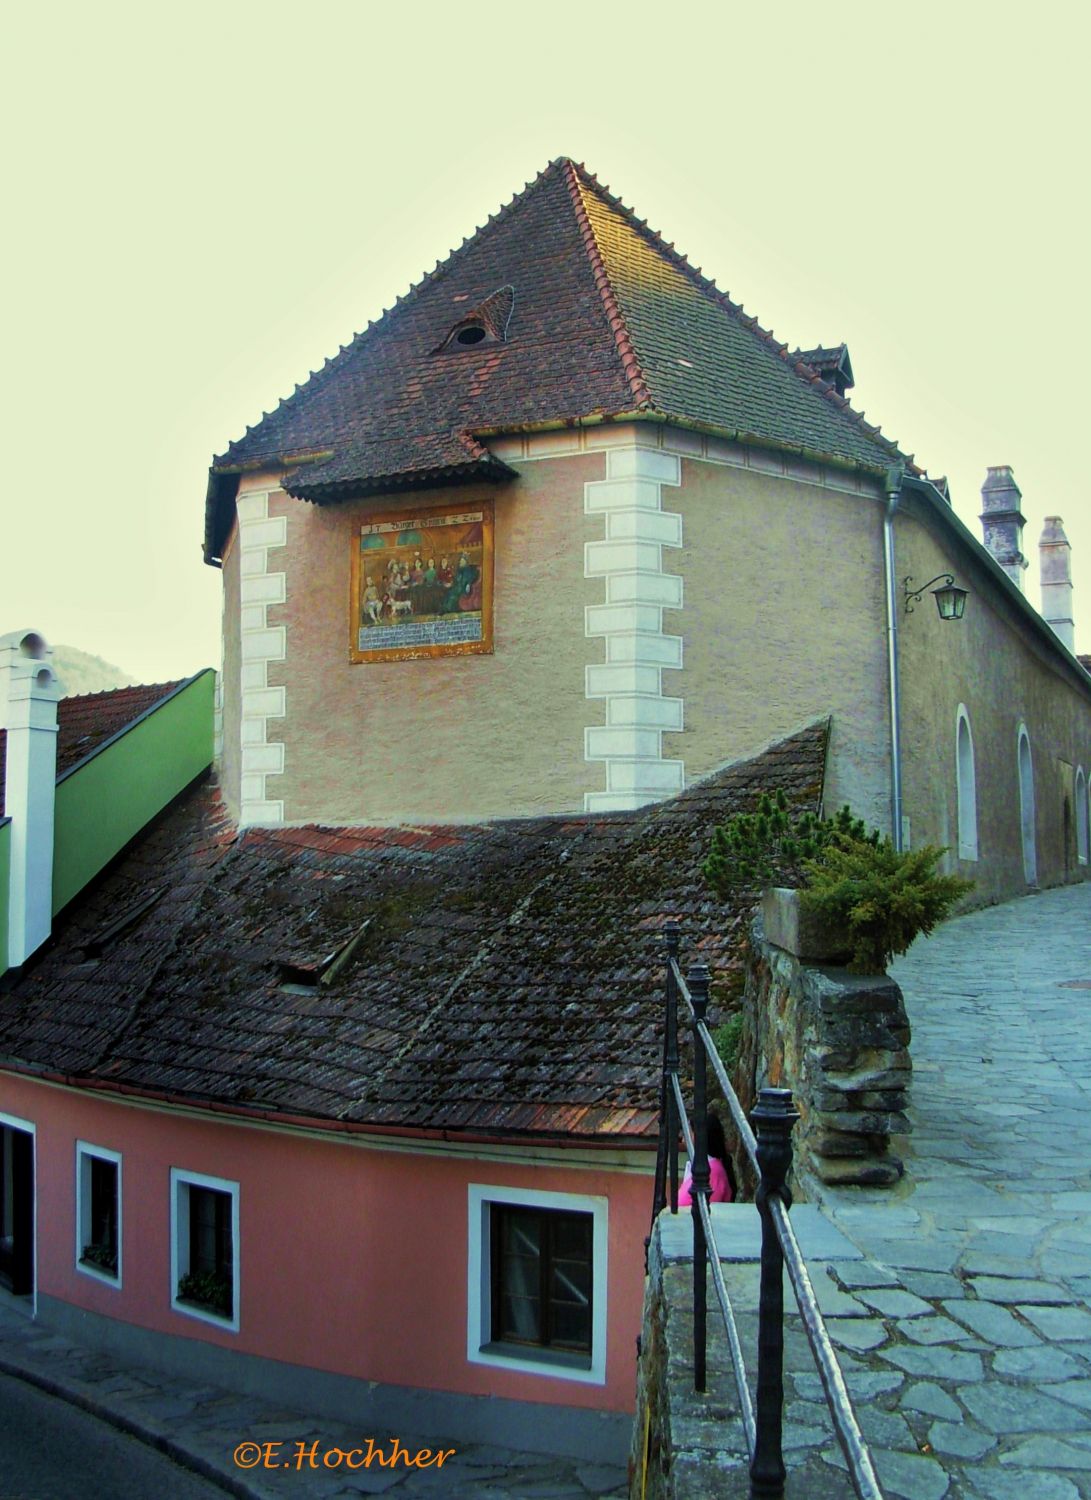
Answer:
[471,410,904,481]
[0,1058,658,1152]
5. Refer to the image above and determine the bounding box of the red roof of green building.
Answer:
[204,158,913,562]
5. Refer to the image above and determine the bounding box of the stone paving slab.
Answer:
[802,883,1091,1499]
[669,884,1091,1498]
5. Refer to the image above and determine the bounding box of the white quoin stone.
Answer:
[1039,516,1076,654]
[0,630,60,967]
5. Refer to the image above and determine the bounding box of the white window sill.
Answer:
[471,1340,600,1384]
[171,1296,239,1334]
[77,1258,121,1290]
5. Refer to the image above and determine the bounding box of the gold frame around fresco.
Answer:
[348,500,495,664]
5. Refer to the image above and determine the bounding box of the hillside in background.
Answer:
[52,644,136,697]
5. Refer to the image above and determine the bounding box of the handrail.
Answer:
[651,928,884,1500]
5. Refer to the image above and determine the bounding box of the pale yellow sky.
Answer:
[3,1,1088,681]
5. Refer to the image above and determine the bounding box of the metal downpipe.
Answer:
[884,474,904,851]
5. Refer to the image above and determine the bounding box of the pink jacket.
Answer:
[677,1157,733,1206]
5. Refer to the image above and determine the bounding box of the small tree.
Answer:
[702,790,875,899]
[801,839,972,973]
[703,790,972,973]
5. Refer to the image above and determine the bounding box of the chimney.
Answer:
[0,630,60,969]
[979,466,1027,591]
[1039,517,1075,653]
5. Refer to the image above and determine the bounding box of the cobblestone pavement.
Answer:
[0,1297,628,1499]
[777,882,1091,1500]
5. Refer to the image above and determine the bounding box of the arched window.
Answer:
[956,707,978,860]
[1077,766,1089,866]
[1017,725,1036,884]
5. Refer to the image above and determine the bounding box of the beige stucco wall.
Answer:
[667,455,891,830]
[257,454,605,823]
[219,521,242,820]
[896,497,1091,903]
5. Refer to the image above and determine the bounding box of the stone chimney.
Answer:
[1039,517,1075,653]
[0,630,60,968]
[979,466,1027,591]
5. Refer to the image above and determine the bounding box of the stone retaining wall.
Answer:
[743,913,912,1188]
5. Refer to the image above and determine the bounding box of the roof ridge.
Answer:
[568,161,918,473]
[213,160,571,470]
[58,679,182,706]
[562,160,652,410]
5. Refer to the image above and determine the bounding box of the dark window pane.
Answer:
[502,1211,541,1259]
[492,1205,592,1355]
[552,1216,592,1259]
[551,1257,591,1303]
[82,1157,118,1275]
[551,1301,592,1350]
[499,1294,541,1342]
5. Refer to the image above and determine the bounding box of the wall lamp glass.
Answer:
[903,574,968,620]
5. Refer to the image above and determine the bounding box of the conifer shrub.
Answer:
[703,790,972,973]
[800,838,971,973]
[702,790,876,897]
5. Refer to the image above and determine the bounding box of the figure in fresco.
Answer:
[442,552,479,613]
[413,556,442,616]
[362,576,382,625]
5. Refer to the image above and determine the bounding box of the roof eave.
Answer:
[283,456,518,505]
[472,409,907,479]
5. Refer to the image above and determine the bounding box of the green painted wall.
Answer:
[0,819,10,973]
[52,670,216,915]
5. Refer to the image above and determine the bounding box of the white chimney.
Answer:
[1039,518,1075,654]
[0,630,60,968]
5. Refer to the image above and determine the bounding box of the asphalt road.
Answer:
[0,1370,228,1500]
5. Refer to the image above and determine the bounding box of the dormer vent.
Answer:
[435,284,515,353]
[795,344,855,398]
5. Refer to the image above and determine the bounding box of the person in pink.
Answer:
[678,1112,735,1205]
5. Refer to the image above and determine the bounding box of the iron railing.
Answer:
[649,922,884,1500]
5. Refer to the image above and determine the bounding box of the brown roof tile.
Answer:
[203,157,914,561]
[0,723,829,1142]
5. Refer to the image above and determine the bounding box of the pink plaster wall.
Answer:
[2,1075,650,1414]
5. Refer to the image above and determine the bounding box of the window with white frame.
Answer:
[467,1184,607,1384]
[956,706,978,861]
[170,1169,239,1331]
[76,1143,121,1285]
[1077,766,1089,865]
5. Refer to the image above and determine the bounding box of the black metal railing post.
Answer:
[665,924,681,1215]
[648,923,681,1263]
[689,959,711,1393]
[749,1086,800,1500]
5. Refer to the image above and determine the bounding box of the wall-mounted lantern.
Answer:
[903,573,968,620]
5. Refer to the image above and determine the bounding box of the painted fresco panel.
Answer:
[349,503,494,662]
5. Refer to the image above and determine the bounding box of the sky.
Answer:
[4,2,1088,682]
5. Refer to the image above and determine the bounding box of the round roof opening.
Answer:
[455,324,487,347]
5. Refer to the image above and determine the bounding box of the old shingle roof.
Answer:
[0,680,183,817]
[0,723,828,1142]
[204,157,914,561]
